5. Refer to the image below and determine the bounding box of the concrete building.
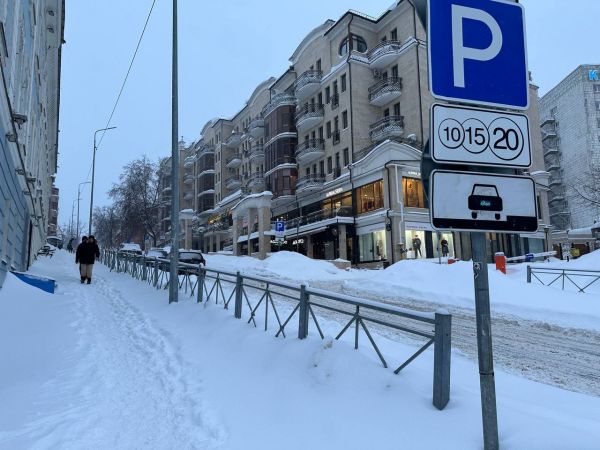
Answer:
[173,2,551,264]
[0,0,65,287]
[47,185,59,237]
[539,64,600,231]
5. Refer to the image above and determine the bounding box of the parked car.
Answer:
[118,242,142,256]
[145,248,168,268]
[172,250,206,274]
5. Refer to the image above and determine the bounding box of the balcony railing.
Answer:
[249,144,265,163]
[369,115,404,142]
[225,175,242,189]
[286,206,353,230]
[226,153,242,169]
[183,174,195,184]
[183,156,196,168]
[295,139,325,165]
[294,70,323,101]
[368,40,404,69]
[248,117,265,139]
[197,144,215,157]
[248,171,265,188]
[296,173,325,192]
[226,131,243,148]
[295,103,325,132]
[263,92,297,117]
[369,77,403,106]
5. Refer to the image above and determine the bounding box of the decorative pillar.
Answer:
[306,235,314,258]
[338,224,347,260]
[258,204,271,260]
[232,213,243,256]
[247,208,256,256]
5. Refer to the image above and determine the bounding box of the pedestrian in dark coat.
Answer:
[75,236,100,284]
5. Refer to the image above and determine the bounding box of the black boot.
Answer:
[87,278,91,284]
[81,277,85,284]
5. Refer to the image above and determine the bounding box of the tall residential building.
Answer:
[47,185,59,237]
[175,2,550,264]
[0,1,65,287]
[539,64,600,230]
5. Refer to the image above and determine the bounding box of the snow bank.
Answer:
[345,259,600,331]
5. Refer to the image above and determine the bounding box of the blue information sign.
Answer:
[275,221,285,233]
[428,0,529,110]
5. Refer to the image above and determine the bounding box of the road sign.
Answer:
[430,170,537,232]
[428,0,529,109]
[275,220,285,238]
[431,103,531,168]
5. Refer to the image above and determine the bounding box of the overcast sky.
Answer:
[56,0,600,230]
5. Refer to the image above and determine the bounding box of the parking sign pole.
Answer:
[471,231,499,450]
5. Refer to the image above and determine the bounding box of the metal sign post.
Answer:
[427,1,530,448]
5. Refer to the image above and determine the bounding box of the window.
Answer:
[316,59,321,71]
[312,163,317,174]
[343,148,349,166]
[325,86,330,103]
[306,167,310,176]
[597,118,600,128]
[594,84,600,93]
[339,35,367,56]
[391,28,398,40]
[342,110,348,129]
[391,64,398,78]
[327,157,333,174]
[596,101,600,111]
[384,108,390,117]
[333,80,338,95]
[318,126,324,140]
[326,121,332,138]
[318,92,323,105]
[393,103,400,116]
[335,152,340,168]
[403,178,425,208]
[341,74,347,92]
[334,116,339,132]
[381,36,387,43]
[356,180,384,214]
[319,160,325,174]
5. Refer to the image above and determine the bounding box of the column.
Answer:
[306,235,314,258]
[247,208,256,256]
[232,214,243,256]
[257,204,271,260]
[337,224,347,260]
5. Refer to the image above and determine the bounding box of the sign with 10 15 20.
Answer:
[431,103,531,168]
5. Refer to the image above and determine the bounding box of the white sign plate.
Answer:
[430,170,538,233]
[431,103,531,168]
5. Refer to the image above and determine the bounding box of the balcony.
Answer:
[183,192,194,201]
[197,189,215,198]
[197,169,215,179]
[263,92,297,117]
[547,163,561,172]
[162,185,172,193]
[368,40,404,69]
[295,139,325,165]
[549,177,562,188]
[295,103,324,133]
[226,153,242,169]
[183,174,195,185]
[369,115,404,142]
[286,206,353,230]
[369,77,402,106]
[248,117,265,139]
[542,129,557,141]
[549,193,566,204]
[544,146,560,156]
[296,174,325,193]
[225,131,243,148]
[183,156,196,168]
[197,144,215,157]
[540,117,556,127]
[294,70,323,101]
[248,171,265,189]
[249,144,264,164]
[225,175,242,190]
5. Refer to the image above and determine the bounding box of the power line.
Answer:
[85,0,157,183]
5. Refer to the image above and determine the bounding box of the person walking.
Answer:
[412,235,422,258]
[75,236,100,284]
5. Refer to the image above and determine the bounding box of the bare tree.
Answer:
[108,156,161,246]
[570,161,600,209]
[93,206,121,248]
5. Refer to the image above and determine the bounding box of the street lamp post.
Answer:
[77,181,90,240]
[89,126,117,235]
[70,198,77,239]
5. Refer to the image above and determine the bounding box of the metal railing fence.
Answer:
[527,265,600,293]
[101,250,452,410]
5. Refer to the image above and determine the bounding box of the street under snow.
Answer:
[1,250,599,449]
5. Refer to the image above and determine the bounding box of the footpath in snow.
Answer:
[0,250,599,449]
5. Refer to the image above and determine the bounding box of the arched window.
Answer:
[339,35,367,56]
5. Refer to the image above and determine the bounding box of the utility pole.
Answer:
[169,0,180,303]
[89,126,117,235]
[77,182,90,240]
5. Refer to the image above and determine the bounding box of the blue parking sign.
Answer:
[275,221,285,233]
[428,0,529,110]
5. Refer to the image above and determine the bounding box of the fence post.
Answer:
[234,272,243,318]
[298,284,309,339]
[526,265,531,283]
[433,310,452,410]
[197,268,205,303]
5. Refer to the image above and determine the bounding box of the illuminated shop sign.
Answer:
[325,187,344,198]
[405,170,421,178]
[589,70,599,81]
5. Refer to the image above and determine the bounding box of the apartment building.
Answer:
[47,185,59,237]
[539,64,600,231]
[0,0,65,287]
[175,2,551,264]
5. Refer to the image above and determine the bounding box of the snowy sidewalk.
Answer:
[1,250,600,449]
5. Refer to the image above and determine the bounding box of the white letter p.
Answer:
[451,5,503,88]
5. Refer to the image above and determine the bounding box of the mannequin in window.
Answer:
[412,235,422,258]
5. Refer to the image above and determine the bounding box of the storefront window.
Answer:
[432,232,455,259]
[405,230,425,259]
[403,177,425,208]
[359,230,387,262]
[356,180,384,215]
[322,192,352,216]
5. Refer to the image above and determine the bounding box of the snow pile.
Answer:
[205,251,361,283]
[344,259,600,330]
